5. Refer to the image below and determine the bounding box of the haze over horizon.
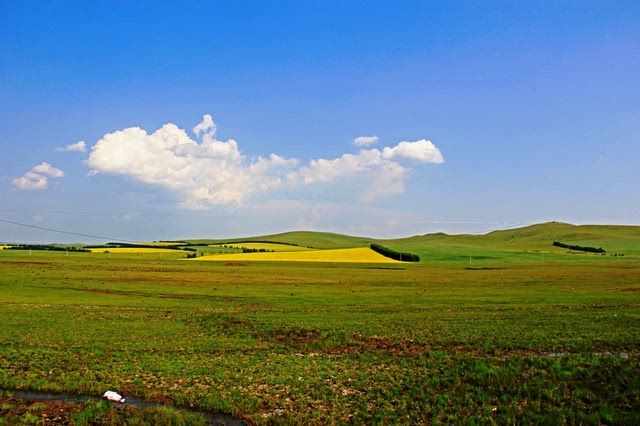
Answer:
[2,1,639,243]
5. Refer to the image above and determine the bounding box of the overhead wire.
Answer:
[0,218,139,243]
[0,208,517,242]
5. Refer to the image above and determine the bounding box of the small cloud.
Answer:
[12,162,64,191]
[193,114,216,138]
[55,141,86,152]
[32,215,42,222]
[12,172,49,190]
[32,162,64,177]
[381,139,444,163]
[353,135,379,146]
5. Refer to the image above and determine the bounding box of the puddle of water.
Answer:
[3,390,244,426]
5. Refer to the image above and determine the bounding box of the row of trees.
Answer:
[4,245,90,252]
[85,243,195,252]
[242,248,274,253]
[219,240,301,247]
[370,243,420,262]
[552,241,606,253]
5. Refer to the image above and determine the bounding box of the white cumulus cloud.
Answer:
[353,135,379,146]
[86,117,298,208]
[32,162,64,177]
[85,115,444,208]
[12,162,64,190]
[381,139,444,163]
[55,141,86,152]
[299,149,410,201]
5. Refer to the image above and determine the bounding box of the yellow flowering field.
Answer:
[194,247,400,263]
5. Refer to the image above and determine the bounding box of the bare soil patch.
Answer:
[325,336,431,357]
[0,395,81,424]
[465,267,507,270]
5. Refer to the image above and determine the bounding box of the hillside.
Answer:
[180,222,640,262]
[379,222,640,262]
[183,231,375,250]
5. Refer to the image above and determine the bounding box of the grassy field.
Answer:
[186,231,374,250]
[1,223,639,424]
[211,243,314,252]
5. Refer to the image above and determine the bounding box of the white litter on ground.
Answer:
[102,391,125,403]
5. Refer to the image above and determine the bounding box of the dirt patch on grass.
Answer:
[325,336,431,357]
[271,328,325,345]
[83,288,151,297]
[159,293,232,301]
[225,262,247,266]
[0,261,52,266]
[465,267,507,270]
[0,395,81,423]
[620,287,640,292]
[65,287,234,302]
[147,394,174,405]
[268,330,431,357]
[360,267,407,270]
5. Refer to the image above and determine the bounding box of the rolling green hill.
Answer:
[179,222,640,262]
[184,231,375,250]
[380,222,640,262]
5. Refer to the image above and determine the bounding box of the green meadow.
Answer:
[1,222,639,424]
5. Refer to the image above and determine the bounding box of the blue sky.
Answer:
[1,1,639,243]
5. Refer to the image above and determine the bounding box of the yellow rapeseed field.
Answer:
[211,242,313,252]
[0,246,11,249]
[88,248,183,254]
[194,247,400,263]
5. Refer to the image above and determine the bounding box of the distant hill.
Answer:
[439,222,640,253]
[184,231,375,250]
[178,222,640,260]
[379,222,640,261]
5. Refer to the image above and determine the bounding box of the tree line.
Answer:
[552,241,605,253]
[4,245,90,252]
[218,240,302,247]
[370,243,420,262]
[85,243,195,252]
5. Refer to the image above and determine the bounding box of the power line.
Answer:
[0,218,139,243]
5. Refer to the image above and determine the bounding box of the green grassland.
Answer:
[382,222,640,257]
[184,222,640,260]
[184,231,374,250]
[1,223,639,424]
